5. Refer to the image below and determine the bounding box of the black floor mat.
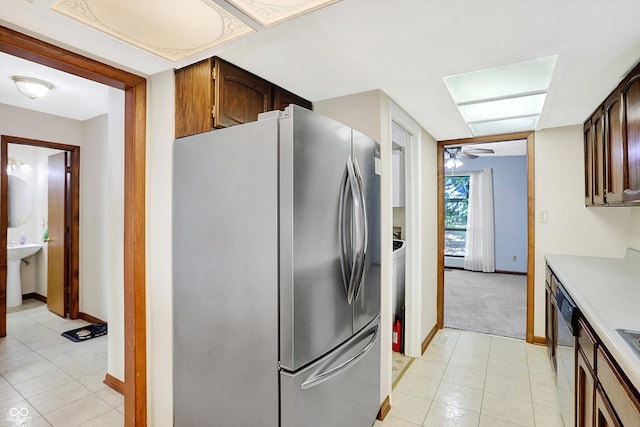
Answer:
[61,324,107,342]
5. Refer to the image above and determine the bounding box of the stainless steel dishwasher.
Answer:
[555,281,580,427]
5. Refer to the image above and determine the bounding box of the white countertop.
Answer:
[545,248,640,391]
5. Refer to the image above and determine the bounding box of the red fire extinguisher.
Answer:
[392,315,402,352]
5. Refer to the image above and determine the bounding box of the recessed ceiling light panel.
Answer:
[227,0,341,27]
[52,0,255,62]
[458,93,546,123]
[469,116,539,137]
[444,55,557,104]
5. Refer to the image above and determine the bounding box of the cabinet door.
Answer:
[577,348,595,427]
[604,89,625,204]
[214,58,273,128]
[584,119,595,206]
[273,86,312,112]
[621,64,640,203]
[595,385,622,427]
[175,58,214,138]
[592,107,606,205]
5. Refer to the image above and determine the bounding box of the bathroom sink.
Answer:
[7,243,42,261]
[616,329,640,359]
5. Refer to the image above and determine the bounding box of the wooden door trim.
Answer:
[0,26,147,426]
[436,132,536,343]
[1,136,80,319]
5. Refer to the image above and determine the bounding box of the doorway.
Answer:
[437,132,536,343]
[2,137,80,319]
[389,101,424,359]
[0,26,147,425]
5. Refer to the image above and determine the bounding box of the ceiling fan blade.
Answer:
[463,147,495,154]
[457,151,478,159]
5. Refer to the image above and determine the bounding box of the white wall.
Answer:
[533,125,633,336]
[104,88,125,381]
[147,69,174,426]
[419,128,438,346]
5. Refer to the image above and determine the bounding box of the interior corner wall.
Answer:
[147,69,175,427]
[81,113,109,322]
[419,128,438,345]
[533,125,633,337]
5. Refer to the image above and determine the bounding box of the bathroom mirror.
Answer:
[8,175,34,228]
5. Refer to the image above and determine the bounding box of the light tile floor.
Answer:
[375,328,564,427]
[0,300,123,427]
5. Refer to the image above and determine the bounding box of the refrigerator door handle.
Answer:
[340,156,364,304]
[351,157,368,302]
[300,320,380,390]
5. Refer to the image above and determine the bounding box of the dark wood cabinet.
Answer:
[214,58,273,129]
[572,314,640,427]
[604,89,625,204]
[577,319,597,427]
[273,85,312,113]
[621,63,640,203]
[585,118,595,206]
[584,106,607,206]
[593,107,606,205]
[175,57,312,138]
[585,61,640,206]
[596,385,622,427]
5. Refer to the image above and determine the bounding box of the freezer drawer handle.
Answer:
[338,156,368,304]
[300,321,379,390]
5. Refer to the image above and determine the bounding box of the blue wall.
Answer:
[444,155,528,273]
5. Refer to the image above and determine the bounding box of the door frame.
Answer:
[1,137,80,318]
[436,132,536,343]
[389,102,423,357]
[0,26,147,426]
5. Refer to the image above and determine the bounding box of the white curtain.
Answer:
[464,168,495,273]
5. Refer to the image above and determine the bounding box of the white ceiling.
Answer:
[2,0,640,140]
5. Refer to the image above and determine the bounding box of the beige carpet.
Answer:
[444,269,527,339]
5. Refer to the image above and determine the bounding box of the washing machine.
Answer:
[392,239,406,317]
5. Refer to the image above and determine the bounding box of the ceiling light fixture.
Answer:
[6,157,32,174]
[12,76,53,99]
[443,55,557,136]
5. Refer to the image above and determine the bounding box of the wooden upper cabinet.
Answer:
[175,58,215,138]
[621,63,640,203]
[175,57,312,138]
[273,85,313,112]
[604,89,625,204]
[214,58,273,129]
[592,107,606,205]
[584,119,595,206]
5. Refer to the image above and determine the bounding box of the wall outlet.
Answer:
[512,255,517,262]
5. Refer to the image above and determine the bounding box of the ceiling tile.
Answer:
[227,0,340,27]
[52,0,255,62]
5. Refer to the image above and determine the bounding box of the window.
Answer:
[444,175,470,256]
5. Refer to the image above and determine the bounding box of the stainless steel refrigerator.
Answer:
[173,105,381,427]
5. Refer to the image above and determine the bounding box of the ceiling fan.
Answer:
[444,146,494,169]
[444,146,495,159]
